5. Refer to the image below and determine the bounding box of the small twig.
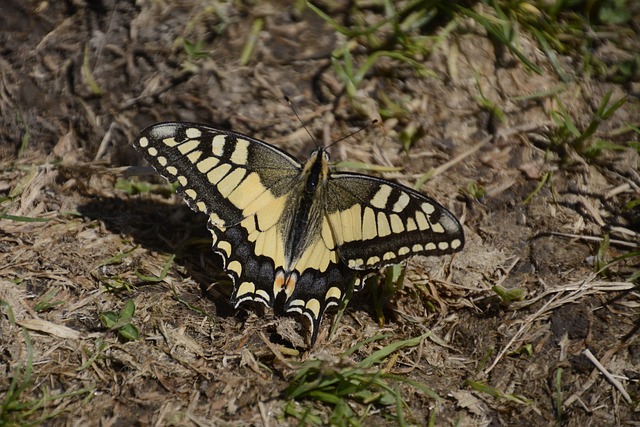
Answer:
[582,348,632,404]
[258,401,270,427]
[484,290,561,375]
[545,231,638,249]
[604,183,631,199]
[95,122,117,161]
[579,195,605,227]
[259,332,296,369]
[431,136,491,178]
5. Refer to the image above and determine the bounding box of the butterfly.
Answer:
[134,121,464,345]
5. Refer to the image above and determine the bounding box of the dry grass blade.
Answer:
[582,349,632,404]
[485,275,635,374]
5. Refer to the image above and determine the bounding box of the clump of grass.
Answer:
[91,246,140,292]
[463,181,486,201]
[99,299,140,341]
[524,91,628,203]
[115,178,177,197]
[369,264,406,328]
[492,285,525,305]
[307,0,638,111]
[306,0,451,104]
[0,305,35,427]
[283,333,439,425]
[33,289,64,313]
[0,303,94,424]
[547,91,628,160]
[465,379,533,406]
[553,367,565,423]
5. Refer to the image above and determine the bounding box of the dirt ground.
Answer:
[1,1,639,426]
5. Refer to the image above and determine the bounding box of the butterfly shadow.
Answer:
[76,196,241,321]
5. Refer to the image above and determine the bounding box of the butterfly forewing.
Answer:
[323,173,464,270]
[137,123,302,225]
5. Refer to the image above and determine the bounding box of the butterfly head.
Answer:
[302,148,331,194]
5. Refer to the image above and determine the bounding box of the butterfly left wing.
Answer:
[280,170,464,344]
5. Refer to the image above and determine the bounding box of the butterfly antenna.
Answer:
[326,119,378,149]
[284,96,320,149]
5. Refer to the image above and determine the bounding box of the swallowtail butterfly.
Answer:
[135,122,464,344]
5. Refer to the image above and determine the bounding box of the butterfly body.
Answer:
[135,122,464,344]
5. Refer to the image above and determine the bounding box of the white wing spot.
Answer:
[162,138,179,147]
[228,260,242,276]
[147,147,157,156]
[157,156,167,166]
[197,156,219,173]
[236,281,255,298]
[415,211,430,230]
[217,240,232,256]
[138,137,149,148]
[366,255,380,265]
[432,223,445,233]
[389,214,404,233]
[383,252,396,261]
[362,207,377,240]
[212,135,226,156]
[421,202,435,214]
[166,166,178,175]
[185,127,202,138]
[187,150,202,163]
[377,212,391,237]
[207,164,232,184]
[325,286,342,301]
[177,138,200,155]
[438,242,449,250]
[305,299,321,318]
[348,258,364,269]
[209,213,226,228]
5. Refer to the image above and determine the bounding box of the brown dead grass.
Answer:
[1,1,639,426]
